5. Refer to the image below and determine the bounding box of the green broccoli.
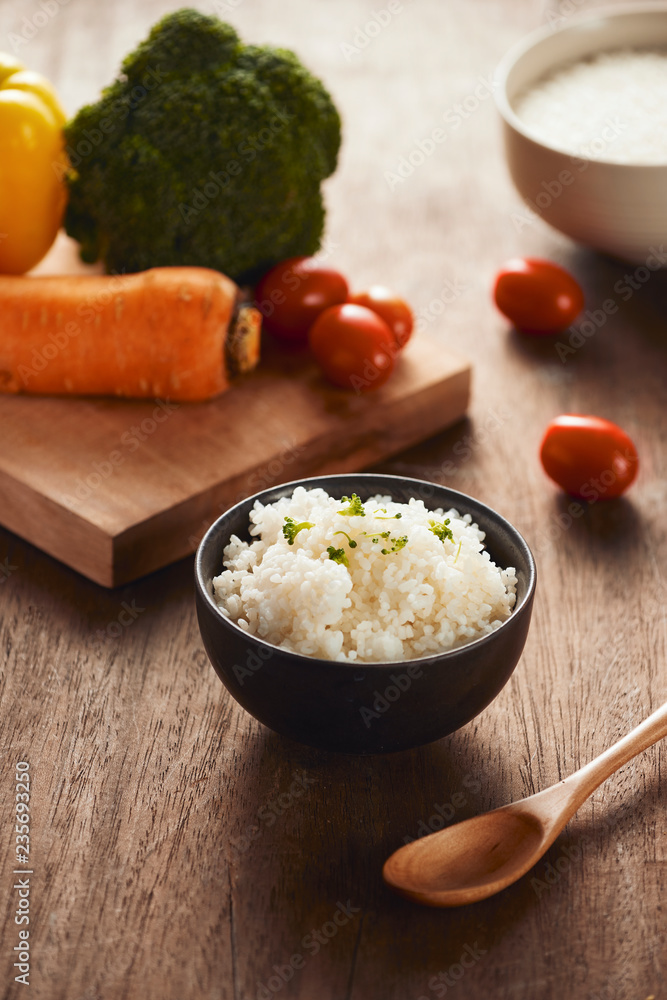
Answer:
[326,546,349,568]
[337,494,366,517]
[429,518,454,543]
[282,516,314,544]
[63,9,342,281]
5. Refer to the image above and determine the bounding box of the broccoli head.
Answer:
[63,9,342,281]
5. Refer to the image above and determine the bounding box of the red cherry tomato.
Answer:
[254,257,349,343]
[348,286,414,348]
[494,258,584,334]
[308,304,396,391]
[540,415,639,499]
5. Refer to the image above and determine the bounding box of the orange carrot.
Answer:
[0,267,261,402]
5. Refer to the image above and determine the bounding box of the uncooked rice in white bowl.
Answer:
[212,487,517,663]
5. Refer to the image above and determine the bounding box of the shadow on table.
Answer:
[3,522,197,648]
[225,721,562,995]
[550,492,645,560]
[226,707,665,995]
[503,247,667,375]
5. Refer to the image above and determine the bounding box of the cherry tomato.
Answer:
[308,304,396,391]
[493,258,584,334]
[254,257,349,343]
[540,415,639,499]
[348,286,414,348]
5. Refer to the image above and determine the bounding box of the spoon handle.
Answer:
[564,699,667,812]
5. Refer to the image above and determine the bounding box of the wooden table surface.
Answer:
[1,1,665,997]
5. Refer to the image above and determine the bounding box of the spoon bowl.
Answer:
[384,699,667,905]
[385,806,546,906]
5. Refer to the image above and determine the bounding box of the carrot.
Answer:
[0,266,261,402]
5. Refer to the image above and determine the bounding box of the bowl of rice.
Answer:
[496,3,667,263]
[195,474,536,754]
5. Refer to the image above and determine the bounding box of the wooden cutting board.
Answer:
[0,236,471,587]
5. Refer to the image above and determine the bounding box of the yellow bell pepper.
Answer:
[0,53,68,274]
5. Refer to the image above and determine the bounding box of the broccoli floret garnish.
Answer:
[327,545,349,567]
[374,509,402,519]
[362,530,391,543]
[282,517,314,544]
[338,494,366,516]
[63,9,342,281]
[429,519,454,543]
[381,535,408,555]
[333,531,357,548]
[361,531,391,545]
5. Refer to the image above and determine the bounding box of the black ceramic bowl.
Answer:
[195,474,536,755]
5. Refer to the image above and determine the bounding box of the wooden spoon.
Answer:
[383,700,667,906]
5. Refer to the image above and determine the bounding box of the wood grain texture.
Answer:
[0,233,470,586]
[0,0,665,998]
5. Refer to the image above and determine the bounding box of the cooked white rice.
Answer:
[212,487,517,663]
[514,49,667,164]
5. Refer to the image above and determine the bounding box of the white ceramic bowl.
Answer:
[495,3,667,264]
